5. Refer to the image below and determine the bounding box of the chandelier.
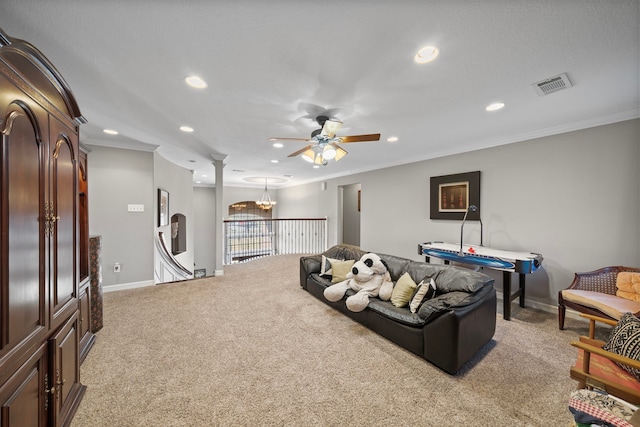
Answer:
[255,178,277,211]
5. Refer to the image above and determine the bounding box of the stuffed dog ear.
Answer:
[370,256,388,275]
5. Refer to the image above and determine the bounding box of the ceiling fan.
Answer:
[270,116,380,165]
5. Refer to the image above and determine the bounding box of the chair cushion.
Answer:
[617,272,640,302]
[561,289,640,320]
[575,349,640,393]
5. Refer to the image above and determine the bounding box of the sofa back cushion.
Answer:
[378,253,411,282]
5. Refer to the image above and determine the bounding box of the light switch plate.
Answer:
[127,204,144,212]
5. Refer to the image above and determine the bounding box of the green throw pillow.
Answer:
[391,272,417,308]
[330,259,355,283]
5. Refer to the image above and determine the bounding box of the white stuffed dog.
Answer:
[323,253,394,312]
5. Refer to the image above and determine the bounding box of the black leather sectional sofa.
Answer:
[299,245,497,374]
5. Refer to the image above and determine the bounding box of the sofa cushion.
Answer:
[377,253,412,282]
[616,272,640,302]
[603,312,640,382]
[417,285,494,322]
[561,289,640,320]
[367,299,425,327]
[330,259,355,283]
[434,267,492,293]
[390,272,417,308]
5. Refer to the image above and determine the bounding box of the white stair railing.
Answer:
[223,218,327,264]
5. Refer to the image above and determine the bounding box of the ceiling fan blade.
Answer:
[321,119,343,138]
[331,143,348,161]
[269,137,312,142]
[287,145,313,157]
[337,133,381,143]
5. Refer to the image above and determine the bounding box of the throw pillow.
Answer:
[390,272,417,308]
[616,272,640,302]
[409,278,437,313]
[320,255,340,277]
[330,259,355,283]
[603,312,640,381]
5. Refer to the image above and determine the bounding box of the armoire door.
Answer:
[48,117,78,332]
[49,314,82,427]
[0,343,48,427]
[0,95,49,366]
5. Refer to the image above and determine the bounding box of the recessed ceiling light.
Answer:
[180,126,194,133]
[272,142,284,148]
[103,129,118,135]
[414,46,439,64]
[195,181,202,184]
[387,136,399,142]
[486,102,505,112]
[313,165,320,169]
[185,75,207,89]
[271,160,279,164]
[202,174,208,178]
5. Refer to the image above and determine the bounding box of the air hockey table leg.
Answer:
[503,271,511,320]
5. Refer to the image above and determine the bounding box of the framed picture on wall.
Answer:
[158,189,169,226]
[430,171,480,220]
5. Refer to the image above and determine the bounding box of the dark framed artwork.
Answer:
[430,171,480,220]
[158,189,169,226]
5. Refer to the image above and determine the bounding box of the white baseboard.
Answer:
[496,292,583,322]
[103,280,155,293]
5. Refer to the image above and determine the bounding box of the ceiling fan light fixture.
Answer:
[322,145,336,160]
[301,149,315,163]
[415,46,439,64]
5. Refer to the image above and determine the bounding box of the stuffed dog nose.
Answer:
[352,266,359,275]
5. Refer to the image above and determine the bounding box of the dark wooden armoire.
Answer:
[0,28,88,426]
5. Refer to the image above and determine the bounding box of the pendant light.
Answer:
[255,178,277,211]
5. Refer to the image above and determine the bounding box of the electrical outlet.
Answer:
[114,263,121,273]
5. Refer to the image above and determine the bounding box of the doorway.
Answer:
[339,183,361,247]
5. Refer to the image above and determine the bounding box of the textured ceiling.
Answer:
[0,1,638,188]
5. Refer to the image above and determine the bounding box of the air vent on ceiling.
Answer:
[532,73,573,96]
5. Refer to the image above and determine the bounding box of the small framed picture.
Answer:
[158,189,169,226]
[430,171,480,220]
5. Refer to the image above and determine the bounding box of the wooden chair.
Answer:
[570,314,640,405]
[558,266,640,330]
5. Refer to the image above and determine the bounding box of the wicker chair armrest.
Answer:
[571,340,640,372]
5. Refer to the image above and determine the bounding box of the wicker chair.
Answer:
[558,266,640,330]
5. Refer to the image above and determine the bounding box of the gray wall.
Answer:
[87,145,154,286]
[87,146,196,288]
[276,119,640,309]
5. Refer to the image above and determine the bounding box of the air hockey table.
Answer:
[418,241,543,320]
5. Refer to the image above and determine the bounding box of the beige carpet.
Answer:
[71,254,602,426]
